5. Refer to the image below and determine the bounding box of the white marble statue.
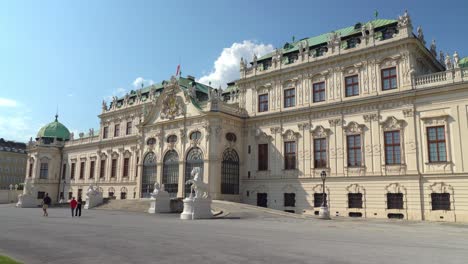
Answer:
[85,184,103,209]
[185,167,209,199]
[16,178,37,208]
[417,26,425,45]
[445,54,453,70]
[148,182,171,214]
[453,51,460,68]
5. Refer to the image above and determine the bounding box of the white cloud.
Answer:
[198,40,274,88]
[104,87,127,101]
[132,77,155,88]
[0,97,18,107]
[0,106,36,142]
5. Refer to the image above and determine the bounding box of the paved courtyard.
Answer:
[1,204,468,264]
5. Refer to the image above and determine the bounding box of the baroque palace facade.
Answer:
[26,11,468,222]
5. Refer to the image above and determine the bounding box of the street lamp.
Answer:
[319,170,330,219]
[61,180,66,203]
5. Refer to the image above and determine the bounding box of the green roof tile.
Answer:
[258,19,397,61]
[459,57,468,68]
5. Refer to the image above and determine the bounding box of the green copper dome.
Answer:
[36,115,71,141]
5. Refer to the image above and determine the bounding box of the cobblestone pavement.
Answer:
[1,204,467,264]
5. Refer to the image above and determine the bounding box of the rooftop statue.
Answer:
[417,26,426,45]
[445,54,453,70]
[430,40,437,57]
[453,51,460,68]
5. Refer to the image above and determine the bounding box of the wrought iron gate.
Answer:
[163,150,179,197]
[184,147,204,197]
[141,152,156,198]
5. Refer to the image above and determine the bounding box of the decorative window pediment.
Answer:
[111,151,119,159]
[346,183,366,194]
[282,129,300,141]
[429,182,454,193]
[385,183,407,194]
[123,150,132,158]
[343,121,366,134]
[99,153,107,160]
[380,116,406,131]
[40,156,50,163]
[310,125,331,138]
[421,114,449,126]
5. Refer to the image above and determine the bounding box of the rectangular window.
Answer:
[70,163,76,179]
[431,193,450,210]
[258,94,269,112]
[111,159,117,178]
[284,141,296,170]
[384,131,401,165]
[114,124,120,137]
[28,163,33,177]
[39,163,48,179]
[347,135,362,167]
[258,144,268,171]
[126,121,132,135]
[123,158,129,177]
[100,160,106,178]
[348,193,363,208]
[89,161,95,179]
[37,191,45,199]
[62,164,66,180]
[284,88,295,108]
[314,138,327,168]
[284,193,296,207]
[427,126,447,163]
[313,82,326,102]
[103,126,109,139]
[314,193,327,207]
[68,192,73,200]
[387,193,404,209]
[345,75,359,97]
[382,67,398,90]
[79,162,85,179]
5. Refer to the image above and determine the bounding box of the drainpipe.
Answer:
[56,145,64,203]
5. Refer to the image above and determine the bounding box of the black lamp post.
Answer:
[319,170,330,219]
[62,180,66,201]
[320,170,327,207]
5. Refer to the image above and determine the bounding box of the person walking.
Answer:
[75,197,82,217]
[42,193,51,217]
[70,197,77,217]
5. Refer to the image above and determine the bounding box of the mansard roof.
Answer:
[257,19,397,61]
[110,76,213,109]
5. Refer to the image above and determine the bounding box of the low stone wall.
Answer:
[0,190,21,204]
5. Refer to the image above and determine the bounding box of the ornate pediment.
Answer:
[160,91,184,120]
[343,121,366,134]
[429,182,454,193]
[380,116,406,131]
[311,125,331,138]
[346,183,365,194]
[282,129,300,141]
[385,183,407,194]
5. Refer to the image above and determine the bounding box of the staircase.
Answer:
[95,199,152,213]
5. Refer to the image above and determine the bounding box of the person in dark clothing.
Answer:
[75,197,82,217]
[42,193,52,217]
[70,197,77,217]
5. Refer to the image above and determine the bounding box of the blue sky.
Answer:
[0,0,467,142]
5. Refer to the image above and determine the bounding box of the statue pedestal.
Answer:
[16,194,37,208]
[180,197,212,220]
[319,206,331,220]
[148,191,171,214]
[85,192,103,209]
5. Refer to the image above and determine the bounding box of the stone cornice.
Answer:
[237,37,431,85]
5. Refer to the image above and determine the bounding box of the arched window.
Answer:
[167,135,178,143]
[141,152,156,198]
[163,150,179,197]
[108,187,115,199]
[226,133,237,143]
[221,148,239,194]
[185,147,203,197]
[190,131,202,140]
[120,187,128,200]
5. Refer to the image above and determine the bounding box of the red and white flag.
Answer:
[175,64,180,77]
